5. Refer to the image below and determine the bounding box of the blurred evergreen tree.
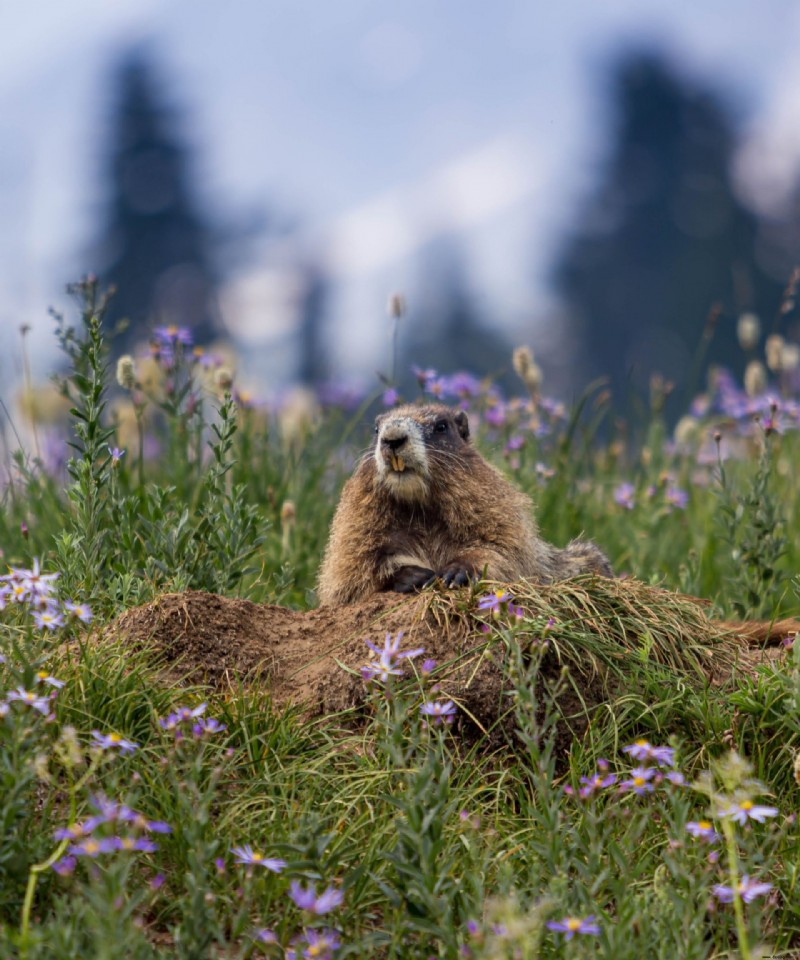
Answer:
[296,262,330,387]
[554,50,785,416]
[401,239,513,389]
[95,48,220,355]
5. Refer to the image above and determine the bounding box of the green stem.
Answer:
[721,817,751,960]
[18,754,103,955]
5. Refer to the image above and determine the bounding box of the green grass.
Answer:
[0,278,799,958]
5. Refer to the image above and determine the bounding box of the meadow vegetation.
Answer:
[0,277,799,959]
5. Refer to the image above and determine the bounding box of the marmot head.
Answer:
[372,404,471,502]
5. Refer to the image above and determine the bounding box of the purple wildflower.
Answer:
[289,880,344,914]
[63,601,93,623]
[192,716,227,737]
[420,700,458,726]
[361,632,424,683]
[717,799,779,825]
[619,766,656,795]
[613,483,635,509]
[287,928,340,960]
[31,608,65,631]
[546,916,600,940]
[35,671,64,689]
[686,821,718,843]
[115,836,159,854]
[91,731,138,755]
[51,856,77,876]
[6,687,51,715]
[578,770,617,799]
[68,837,119,858]
[477,590,512,613]
[665,486,688,510]
[622,739,676,767]
[107,445,125,467]
[712,874,773,904]
[382,387,399,407]
[230,844,287,872]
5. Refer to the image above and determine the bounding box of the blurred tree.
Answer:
[95,48,221,355]
[296,261,330,387]
[554,50,785,416]
[401,239,513,389]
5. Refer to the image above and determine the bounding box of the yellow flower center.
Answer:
[84,841,99,855]
[633,777,646,787]
[120,838,135,850]
[108,733,122,744]
[251,852,263,862]
[566,918,581,932]
[635,739,648,747]
[740,800,753,811]
[698,821,712,830]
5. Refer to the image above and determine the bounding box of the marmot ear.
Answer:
[454,410,470,441]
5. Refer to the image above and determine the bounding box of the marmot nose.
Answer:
[381,434,407,452]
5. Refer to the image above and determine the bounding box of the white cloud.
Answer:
[324,137,544,276]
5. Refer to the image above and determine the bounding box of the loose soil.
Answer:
[107,580,799,749]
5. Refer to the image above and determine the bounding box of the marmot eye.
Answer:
[434,420,448,433]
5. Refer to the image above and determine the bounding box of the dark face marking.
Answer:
[374,407,469,443]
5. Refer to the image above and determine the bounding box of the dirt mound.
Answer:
[106,578,797,745]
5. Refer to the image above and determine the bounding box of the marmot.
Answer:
[317,403,612,606]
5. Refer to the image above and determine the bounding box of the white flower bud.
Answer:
[765,334,785,372]
[744,360,767,398]
[780,342,800,372]
[115,355,136,391]
[736,312,760,351]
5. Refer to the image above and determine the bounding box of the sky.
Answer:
[1,0,800,392]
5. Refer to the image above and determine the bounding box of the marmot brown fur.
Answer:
[317,403,612,606]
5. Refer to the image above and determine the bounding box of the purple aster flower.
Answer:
[192,716,227,737]
[505,435,524,452]
[289,880,344,914]
[622,740,676,767]
[412,366,438,390]
[115,835,159,853]
[107,445,125,467]
[63,601,93,623]
[68,837,119,858]
[686,820,718,842]
[31,608,65,631]
[6,687,51,714]
[619,766,656,795]
[420,700,458,726]
[153,324,193,348]
[255,929,278,945]
[665,486,688,510]
[712,874,773,904]
[51,856,77,876]
[665,770,686,786]
[35,671,64,689]
[287,928,340,960]
[613,483,635,509]
[159,704,207,730]
[477,590,512,612]
[230,844,287,872]
[484,405,506,427]
[361,632,424,683]
[546,916,600,940]
[382,387,399,407]
[421,658,437,676]
[578,770,617,799]
[717,799,779,825]
[54,823,87,842]
[150,873,166,890]
[91,731,138,754]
